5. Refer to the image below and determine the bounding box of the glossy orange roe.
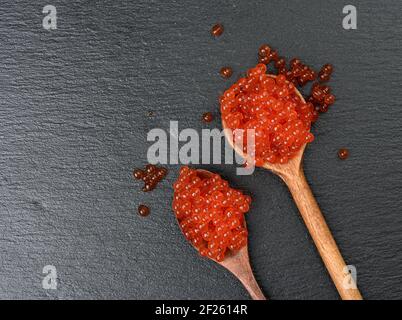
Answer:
[173,166,250,262]
[220,63,317,165]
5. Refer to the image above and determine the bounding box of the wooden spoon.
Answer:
[176,169,266,300]
[222,75,362,300]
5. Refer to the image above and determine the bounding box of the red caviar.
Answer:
[172,166,250,262]
[220,63,317,165]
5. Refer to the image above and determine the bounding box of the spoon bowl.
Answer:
[222,75,362,300]
[176,169,266,300]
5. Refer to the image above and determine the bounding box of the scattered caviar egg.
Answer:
[259,55,270,64]
[290,58,301,69]
[308,83,335,114]
[211,23,224,37]
[338,148,349,160]
[133,169,145,180]
[145,164,155,173]
[132,164,168,192]
[173,166,250,262]
[220,66,233,79]
[321,85,331,94]
[312,87,325,102]
[268,50,279,61]
[318,71,330,82]
[138,204,150,217]
[319,104,329,113]
[282,57,317,88]
[324,94,335,105]
[322,63,333,74]
[258,44,271,57]
[318,64,333,83]
[274,57,286,69]
[202,112,214,123]
[220,63,316,165]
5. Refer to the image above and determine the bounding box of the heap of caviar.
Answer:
[173,166,250,262]
[220,63,316,165]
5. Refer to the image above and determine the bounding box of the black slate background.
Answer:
[0,0,401,300]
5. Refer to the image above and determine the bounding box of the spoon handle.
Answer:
[221,246,266,300]
[238,270,266,300]
[282,168,362,300]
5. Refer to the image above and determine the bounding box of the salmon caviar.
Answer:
[258,44,271,57]
[308,83,336,113]
[202,112,214,123]
[318,63,333,82]
[220,63,316,165]
[172,166,250,262]
[255,44,336,123]
[338,148,349,160]
[220,66,233,79]
[211,23,224,37]
[133,164,168,192]
[138,204,150,217]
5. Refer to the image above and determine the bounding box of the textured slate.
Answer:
[0,0,401,299]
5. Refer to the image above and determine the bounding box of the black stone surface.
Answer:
[0,0,401,299]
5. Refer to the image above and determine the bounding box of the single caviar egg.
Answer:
[338,148,349,160]
[172,166,251,262]
[220,63,316,165]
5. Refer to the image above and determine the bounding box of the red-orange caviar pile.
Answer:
[220,63,317,165]
[172,166,251,262]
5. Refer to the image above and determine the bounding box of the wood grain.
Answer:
[220,246,266,300]
[277,151,362,300]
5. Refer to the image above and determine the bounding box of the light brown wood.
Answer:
[222,76,363,300]
[219,245,266,300]
[269,148,362,300]
[177,169,266,300]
